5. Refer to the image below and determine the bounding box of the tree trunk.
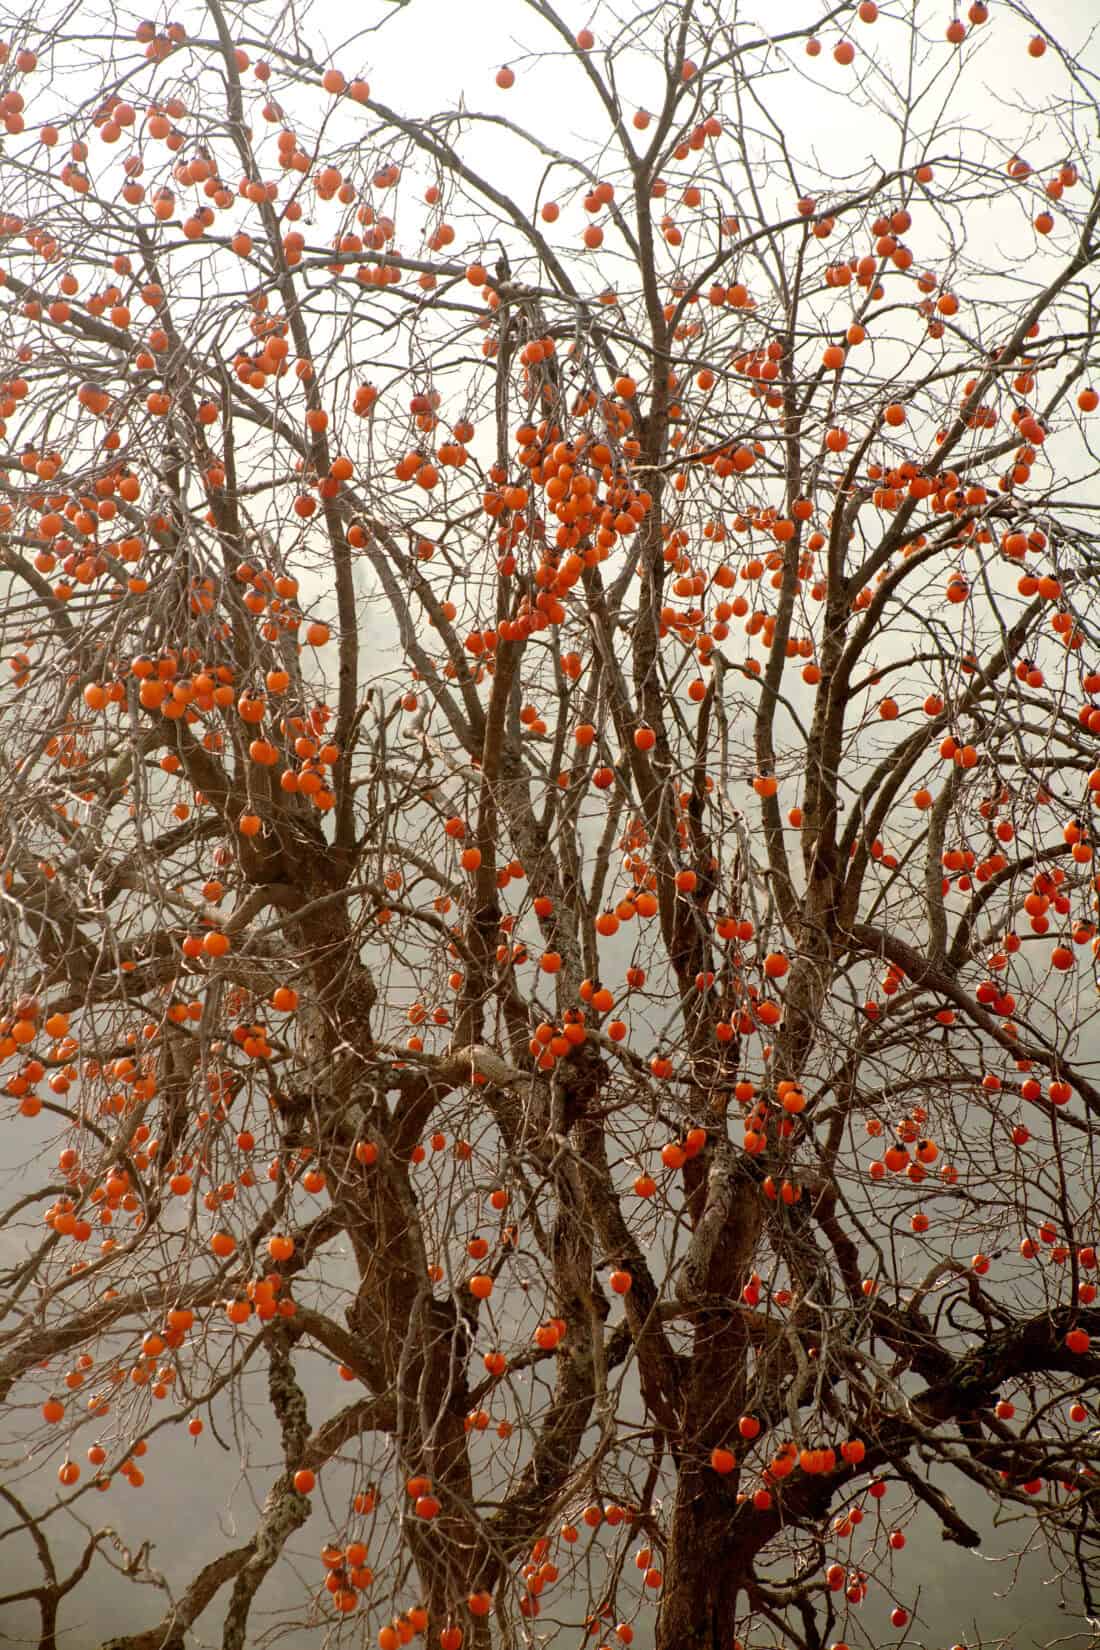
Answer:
[657,1460,746,1650]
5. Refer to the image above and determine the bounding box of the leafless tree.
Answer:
[0,1,1099,1647]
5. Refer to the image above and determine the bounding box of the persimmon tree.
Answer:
[1,0,1100,1646]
